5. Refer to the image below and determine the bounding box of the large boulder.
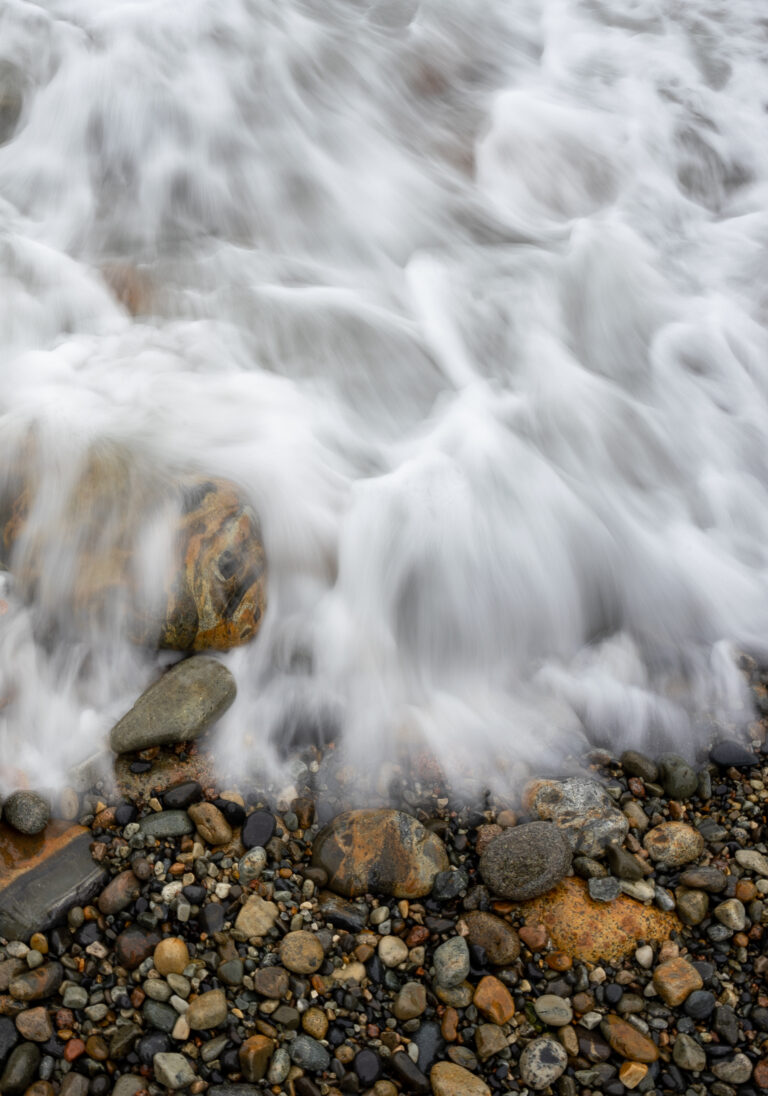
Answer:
[0,440,266,652]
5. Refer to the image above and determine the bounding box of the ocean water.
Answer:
[1,0,767,792]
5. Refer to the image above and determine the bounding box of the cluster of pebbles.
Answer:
[0,661,767,1096]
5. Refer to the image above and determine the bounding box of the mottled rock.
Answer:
[652,958,703,1006]
[534,994,572,1026]
[714,898,746,930]
[2,794,49,837]
[433,937,470,988]
[280,931,324,974]
[312,810,449,898]
[463,911,520,966]
[676,889,709,926]
[519,1036,568,1091]
[9,963,62,1001]
[251,966,289,999]
[643,823,704,866]
[98,870,141,915]
[235,896,278,938]
[289,1034,330,1072]
[711,1053,753,1084]
[116,928,161,971]
[679,865,727,892]
[238,847,267,885]
[138,811,194,839]
[516,877,679,963]
[110,657,236,754]
[479,822,571,900]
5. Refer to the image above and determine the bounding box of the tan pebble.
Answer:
[652,958,703,1007]
[154,938,190,976]
[620,1061,649,1089]
[431,1060,491,1096]
[280,931,324,975]
[302,1006,329,1039]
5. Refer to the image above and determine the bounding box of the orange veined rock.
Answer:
[0,437,266,652]
[515,877,680,964]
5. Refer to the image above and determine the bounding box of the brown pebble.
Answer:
[572,992,595,1015]
[55,1009,74,1030]
[753,1059,768,1089]
[239,1034,275,1081]
[441,1007,459,1042]
[15,1006,53,1042]
[279,930,324,974]
[302,1006,329,1039]
[251,966,289,999]
[28,935,48,956]
[188,802,233,846]
[23,1083,55,1096]
[85,1034,109,1061]
[602,1015,659,1062]
[154,938,190,976]
[473,976,515,1025]
[619,1061,649,1089]
[652,958,703,1006]
[97,870,141,915]
[546,951,572,971]
[519,923,548,951]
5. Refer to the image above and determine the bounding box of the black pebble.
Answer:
[162,780,203,810]
[215,798,246,827]
[137,1032,171,1065]
[684,990,716,1019]
[242,809,276,849]
[129,760,153,774]
[0,1017,19,1063]
[354,1049,382,1086]
[114,802,138,826]
[388,1051,430,1093]
[199,904,226,934]
[709,740,757,768]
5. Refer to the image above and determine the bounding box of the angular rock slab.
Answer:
[110,657,236,754]
[311,809,449,898]
[0,821,106,941]
[513,877,679,963]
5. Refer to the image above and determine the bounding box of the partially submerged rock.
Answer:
[311,809,449,898]
[0,440,266,653]
[109,656,236,754]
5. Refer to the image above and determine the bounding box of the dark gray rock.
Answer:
[620,751,658,783]
[479,822,571,900]
[289,1035,330,1072]
[588,877,621,902]
[0,1041,41,1095]
[2,791,50,836]
[109,656,236,754]
[0,830,107,942]
[709,740,757,768]
[657,755,699,800]
[139,811,194,838]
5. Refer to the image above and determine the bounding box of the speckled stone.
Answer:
[431,1061,491,1096]
[2,792,50,836]
[515,877,679,963]
[479,822,572,900]
[643,823,704,867]
[519,1036,568,1091]
[652,958,703,1006]
[279,931,324,974]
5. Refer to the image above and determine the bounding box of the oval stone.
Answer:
[479,822,571,900]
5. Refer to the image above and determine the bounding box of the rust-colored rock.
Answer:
[0,440,266,653]
[473,975,515,1025]
[239,1034,275,1081]
[602,1016,659,1063]
[619,1061,649,1089]
[9,963,63,1001]
[515,877,679,963]
[311,809,449,899]
[652,957,703,1006]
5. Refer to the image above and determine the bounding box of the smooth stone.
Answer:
[684,990,716,1019]
[430,1061,490,1096]
[0,1041,41,1094]
[241,811,276,851]
[657,755,699,800]
[676,889,709,925]
[15,1006,52,1042]
[378,935,409,968]
[0,823,107,942]
[109,657,236,754]
[393,982,427,1021]
[389,1050,430,1092]
[735,849,768,876]
[534,994,573,1026]
[0,1014,20,1061]
[188,803,232,846]
[620,751,658,783]
[153,1051,196,1089]
[679,866,727,892]
[154,938,190,976]
[267,1048,291,1085]
[672,1032,706,1072]
[116,928,161,971]
[601,1015,659,1062]
[2,794,50,837]
[251,966,289,998]
[479,822,571,900]
[111,1077,146,1096]
[433,937,470,988]
[312,809,449,899]
[709,740,757,768]
[519,1036,568,1091]
[713,898,746,930]
[289,1034,330,1072]
[186,989,228,1030]
[142,1000,177,1033]
[473,976,515,1025]
[475,1023,506,1060]
[605,845,646,881]
[463,911,520,965]
[161,781,203,811]
[138,812,194,838]
[9,963,62,1001]
[354,1048,382,1086]
[711,1053,753,1084]
[98,870,141,915]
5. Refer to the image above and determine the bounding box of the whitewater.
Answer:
[1,0,767,793]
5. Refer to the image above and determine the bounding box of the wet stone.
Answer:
[238,847,267,886]
[0,1041,41,1094]
[251,966,289,998]
[601,1015,659,1062]
[432,868,468,901]
[312,809,449,899]
[389,1050,430,1093]
[280,930,324,974]
[98,869,141,915]
[473,976,515,1025]
[15,1007,52,1042]
[186,988,228,1030]
[354,1048,382,1086]
[239,1034,275,1082]
[153,1051,197,1089]
[588,876,621,902]
[162,780,203,810]
[235,895,278,937]
[188,802,232,846]
[393,982,427,1020]
[620,751,659,783]
[711,1053,753,1084]
[143,1000,177,1032]
[605,845,646,881]
[679,866,727,892]
[109,657,237,753]
[430,1061,490,1096]
[534,994,573,1026]
[242,811,276,850]
[657,755,699,799]
[475,1023,506,1060]
[644,823,704,866]
[2,793,50,836]
[684,990,716,1019]
[479,821,572,900]
[9,964,62,1002]
[709,740,758,768]
[463,911,520,965]
[677,889,709,925]
[653,958,703,1006]
[116,928,161,970]
[672,1032,706,1072]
